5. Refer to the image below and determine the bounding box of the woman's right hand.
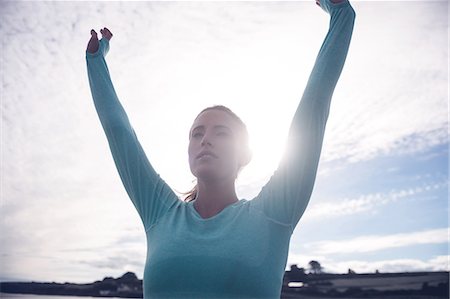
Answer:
[86,27,113,54]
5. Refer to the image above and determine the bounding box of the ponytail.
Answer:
[183,184,198,202]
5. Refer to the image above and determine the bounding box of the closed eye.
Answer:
[192,132,203,138]
[217,131,229,137]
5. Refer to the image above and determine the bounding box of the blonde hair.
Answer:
[184,105,252,202]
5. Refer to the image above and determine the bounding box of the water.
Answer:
[0,294,122,299]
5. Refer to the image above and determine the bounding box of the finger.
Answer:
[103,27,113,37]
[90,29,97,36]
[100,28,107,37]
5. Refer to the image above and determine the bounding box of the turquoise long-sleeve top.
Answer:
[86,1,355,298]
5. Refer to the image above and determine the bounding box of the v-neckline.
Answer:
[189,199,244,220]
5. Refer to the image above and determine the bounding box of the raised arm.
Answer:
[85,28,180,231]
[250,0,356,231]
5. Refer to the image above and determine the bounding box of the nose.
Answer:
[200,133,212,147]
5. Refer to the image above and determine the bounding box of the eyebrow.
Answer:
[191,125,232,133]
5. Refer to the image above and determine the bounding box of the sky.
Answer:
[0,0,448,284]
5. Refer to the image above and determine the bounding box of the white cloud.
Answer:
[304,228,449,255]
[1,1,447,283]
[303,181,447,220]
[320,1,448,163]
[325,256,450,274]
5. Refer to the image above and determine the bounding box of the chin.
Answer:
[193,167,219,181]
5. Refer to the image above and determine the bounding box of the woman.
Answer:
[86,0,355,298]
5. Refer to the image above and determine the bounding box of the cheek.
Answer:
[188,141,197,162]
[217,139,240,165]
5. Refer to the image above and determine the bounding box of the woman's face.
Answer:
[188,109,242,183]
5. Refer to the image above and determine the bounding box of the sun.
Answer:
[236,107,292,197]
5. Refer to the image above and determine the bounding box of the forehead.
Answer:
[191,109,237,131]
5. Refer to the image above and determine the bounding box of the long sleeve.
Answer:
[250,0,356,231]
[86,38,180,231]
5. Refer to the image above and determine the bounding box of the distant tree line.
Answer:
[291,260,381,275]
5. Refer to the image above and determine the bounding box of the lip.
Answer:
[196,150,218,159]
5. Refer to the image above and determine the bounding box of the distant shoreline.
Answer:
[1,270,448,298]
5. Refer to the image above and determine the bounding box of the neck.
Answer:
[193,178,239,219]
